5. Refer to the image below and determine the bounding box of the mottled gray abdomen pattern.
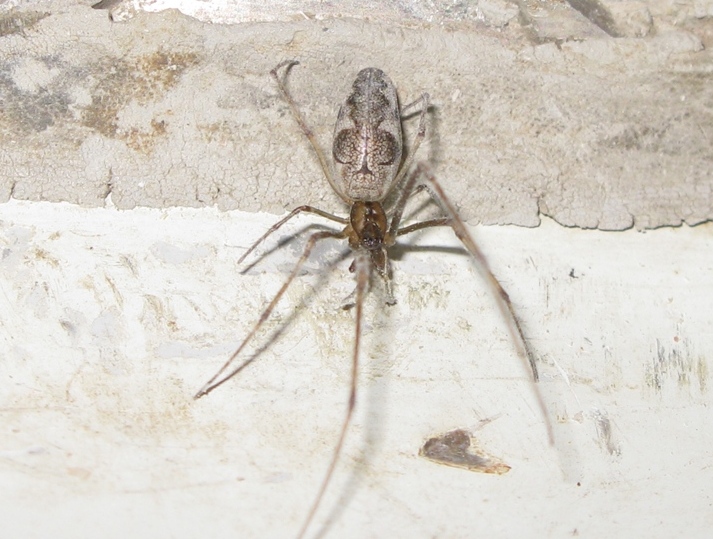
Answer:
[332,68,402,201]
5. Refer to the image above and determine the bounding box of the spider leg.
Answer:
[396,217,450,237]
[272,61,349,204]
[375,247,396,305]
[194,228,346,399]
[401,94,429,115]
[383,92,430,202]
[389,163,554,444]
[238,205,347,265]
[296,251,370,539]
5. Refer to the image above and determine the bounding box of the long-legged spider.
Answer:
[195,60,552,538]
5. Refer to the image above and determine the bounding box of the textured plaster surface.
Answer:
[1,200,712,538]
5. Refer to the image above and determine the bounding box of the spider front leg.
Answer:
[194,228,346,399]
[237,205,347,266]
[272,60,349,204]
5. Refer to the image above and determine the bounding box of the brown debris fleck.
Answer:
[419,429,511,475]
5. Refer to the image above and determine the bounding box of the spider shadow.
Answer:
[238,222,344,275]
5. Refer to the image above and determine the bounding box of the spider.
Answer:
[194,60,552,538]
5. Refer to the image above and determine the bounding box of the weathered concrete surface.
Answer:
[1,1,711,229]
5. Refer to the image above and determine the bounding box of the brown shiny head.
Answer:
[349,201,388,251]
